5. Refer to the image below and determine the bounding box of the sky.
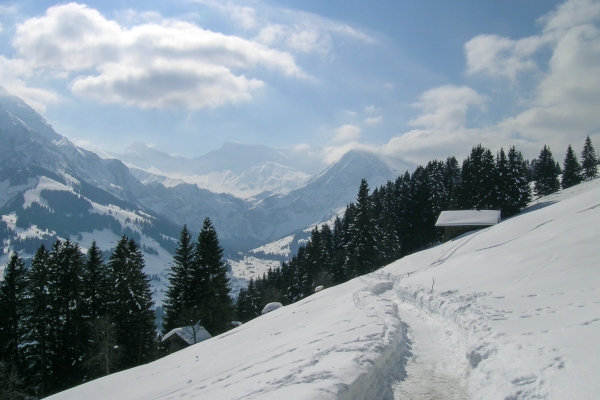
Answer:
[1,0,599,165]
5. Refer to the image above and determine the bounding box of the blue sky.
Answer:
[1,0,599,165]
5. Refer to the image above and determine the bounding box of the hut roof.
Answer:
[435,210,501,227]
[162,325,212,346]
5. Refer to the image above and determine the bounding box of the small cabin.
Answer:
[435,210,501,242]
[161,325,212,353]
[261,302,283,315]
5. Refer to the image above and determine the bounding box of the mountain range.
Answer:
[0,85,412,300]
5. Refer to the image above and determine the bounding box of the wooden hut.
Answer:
[435,210,501,242]
[161,325,212,353]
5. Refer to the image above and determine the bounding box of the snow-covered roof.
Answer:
[161,325,212,345]
[435,210,501,227]
[261,302,283,314]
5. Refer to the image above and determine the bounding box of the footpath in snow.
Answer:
[392,300,469,400]
[48,179,600,399]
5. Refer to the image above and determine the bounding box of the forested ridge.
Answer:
[235,140,598,322]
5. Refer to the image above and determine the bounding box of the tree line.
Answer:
[235,138,598,322]
[0,217,234,399]
[0,237,155,398]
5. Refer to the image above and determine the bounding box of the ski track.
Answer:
[392,300,470,400]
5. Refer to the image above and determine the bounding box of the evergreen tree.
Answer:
[562,144,583,189]
[0,253,28,379]
[534,145,560,197]
[47,240,88,392]
[163,225,195,334]
[192,218,234,336]
[443,156,461,209]
[494,148,510,212]
[410,166,436,248]
[23,245,51,397]
[329,216,347,285]
[581,136,598,180]
[108,236,155,371]
[83,241,109,322]
[458,144,496,210]
[504,146,531,217]
[346,179,377,276]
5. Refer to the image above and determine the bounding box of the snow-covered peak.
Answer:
[0,85,62,143]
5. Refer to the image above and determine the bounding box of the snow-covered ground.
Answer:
[47,179,600,399]
[228,255,283,296]
[250,235,295,257]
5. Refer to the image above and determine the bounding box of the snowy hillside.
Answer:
[46,178,600,399]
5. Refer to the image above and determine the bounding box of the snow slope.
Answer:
[47,179,600,399]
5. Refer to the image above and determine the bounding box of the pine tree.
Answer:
[562,144,583,189]
[83,241,109,322]
[329,216,347,285]
[458,145,496,210]
[504,146,531,217]
[47,240,87,392]
[163,225,195,334]
[443,156,461,209]
[192,218,234,336]
[23,245,51,397]
[581,136,598,180]
[534,145,560,197]
[0,252,28,380]
[108,236,156,371]
[494,148,509,212]
[346,179,377,276]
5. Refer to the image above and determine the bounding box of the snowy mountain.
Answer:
[117,145,410,247]
[44,178,600,399]
[112,142,322,198]
[246,149,410,240]
[0,86,412,300]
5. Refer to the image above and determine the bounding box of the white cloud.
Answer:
[254,8,374,54]
[499,23,600,150]
[333,124,361,142]
[365,116,382,125]
[364,105,380,113]
[540,0,600,34]
[256,23,332,54]
[465,0,600,82]
[10,3,305,109]
[367,86,500,164]
[465,34,542,80]
[379,0,600,165]
[0,56,59,113]
[409,85,487,130]
[321,141,378,164]
[192,0,257,29]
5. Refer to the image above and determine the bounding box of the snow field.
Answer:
[379,179,600,399]
[46,276,405,400]
[250,235,295,257]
